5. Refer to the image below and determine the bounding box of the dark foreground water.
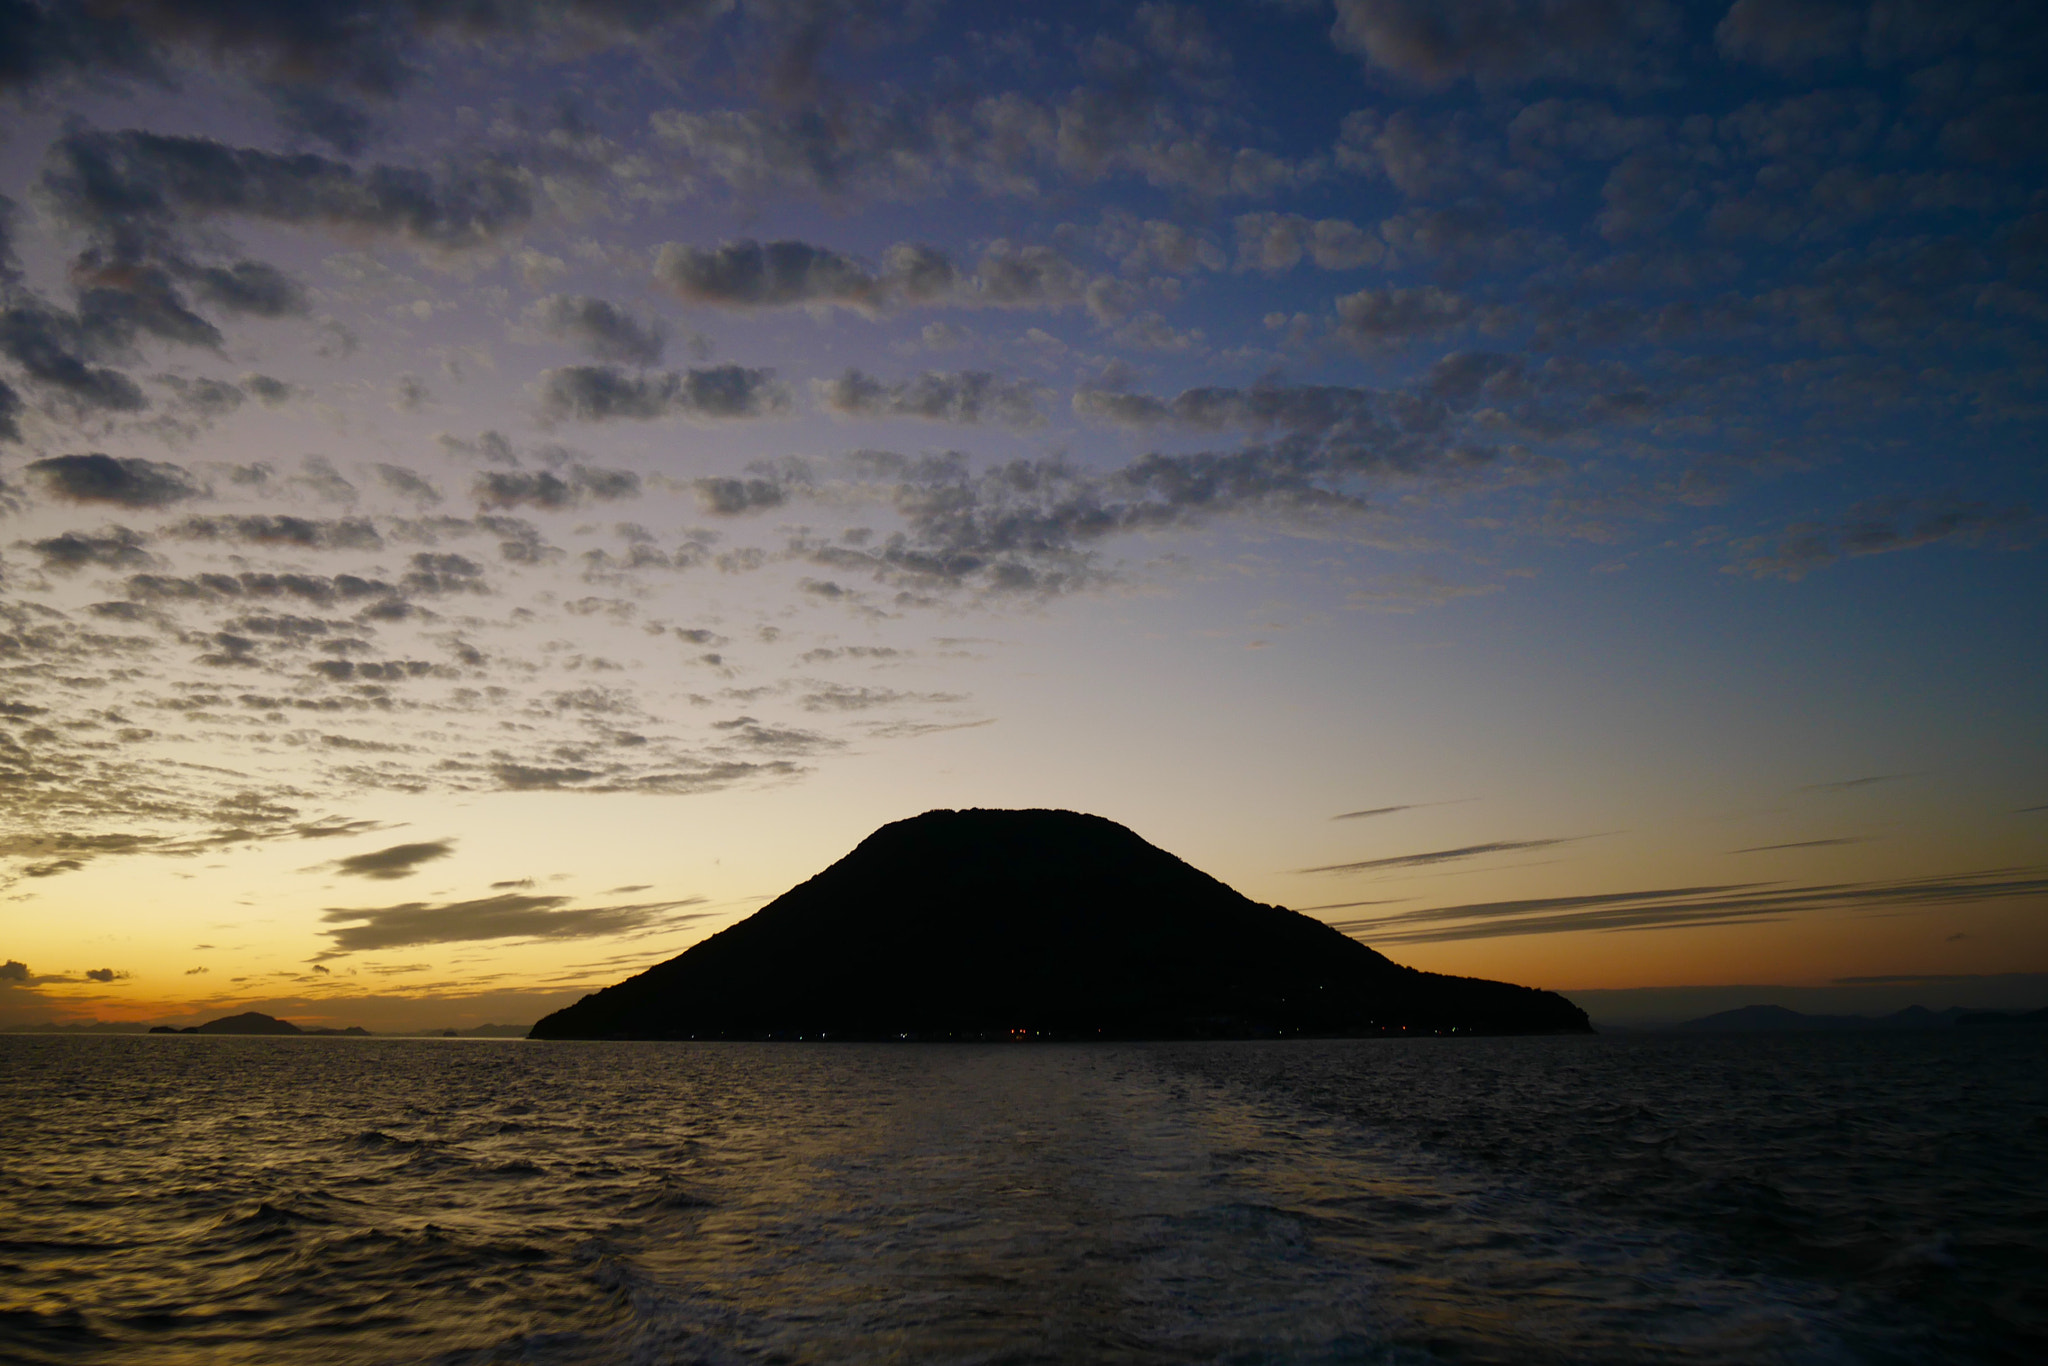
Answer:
[3,1032,2043,1365]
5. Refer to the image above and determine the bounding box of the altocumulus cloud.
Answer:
[27,453,200,507]
[535,364,789,423]
[815,369,1049,428]
[326,840,455,880]
[315,892,711,956]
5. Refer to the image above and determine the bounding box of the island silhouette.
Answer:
[530,808,1590,1040]
[148,1012,370,1036]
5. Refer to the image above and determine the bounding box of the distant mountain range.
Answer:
[5,1017,532,1036]
[1671,1003,2048,1032]
[532,807,1591,1041]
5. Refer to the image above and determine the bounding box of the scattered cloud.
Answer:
[815,370,1049,428]
[316,892,711,956]
[529,294,666,366]
[326,840,455,880]
[1329,0,1683,91]
[25,526,154,572]
[536,364,790,423]
[474,466,641,511]
[27,454,200,508]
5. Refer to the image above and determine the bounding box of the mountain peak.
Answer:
[533,808,1588,1041]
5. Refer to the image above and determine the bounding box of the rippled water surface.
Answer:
[3,1032,2043,1364]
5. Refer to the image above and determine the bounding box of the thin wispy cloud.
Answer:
[1729,838,1865,854]
[1298,898,1413,912]
[1300,837,1585,875]
[1327,870,2048,946]
[1329,798,1474,822]
[1800,775,1918,793]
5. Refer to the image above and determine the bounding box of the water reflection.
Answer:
[2,1034,2038,1364]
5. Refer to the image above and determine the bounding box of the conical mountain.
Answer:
[530,808,1589,1040]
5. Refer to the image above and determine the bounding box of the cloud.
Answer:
[803,415,1499,597]
[316,891,708,955]
[1301,836,1583,874]
[801,368,1580,601]
[1800,773,1916,793]
[170,514,383,550]
[1333,286,1491,349]
[83,967,126,982]
[652,238,1095,315]
[294,818,387,839]
[375,463,441,503]
[191,260,308,317]
[126,567,396,606]
[1714,0,1866,72]
[1329,0,1683,90]
[651,53,1310,204]
[1074,378,1374,432]
[693,476,787,515]
[1730,837,1864,853]
[535,364,790,423]
[0,305,147,413]
[26,526,153,572]
[474,466,642,510]
[1100,212,1227,274]
[326,839,454,880]
[26,454,200,507]
[241,373,296,404]
[1233,213,1383,272]
[1730,498,2035,579]
[158,375,248,417]
[1324,867,2048,945]
[44,128,534,256]
[0,959,57,986]
[814,369,1048,428]
[797,683,963,712]
[529,294,665,366]
[657,238,895,311]
[0,0,726,105]
[1330,799,1475,820]
[1345,572,1501,611]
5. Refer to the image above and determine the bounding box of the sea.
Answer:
[3,1030,2043,1365]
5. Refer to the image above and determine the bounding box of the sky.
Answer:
[0,0,2043,1031]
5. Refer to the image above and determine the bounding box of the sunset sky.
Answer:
[2,0,2042,1030]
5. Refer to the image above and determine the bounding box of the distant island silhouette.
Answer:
[1673,1003,2048,1032]
[149,1011,369,1036]
[530,808,1591,1040]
